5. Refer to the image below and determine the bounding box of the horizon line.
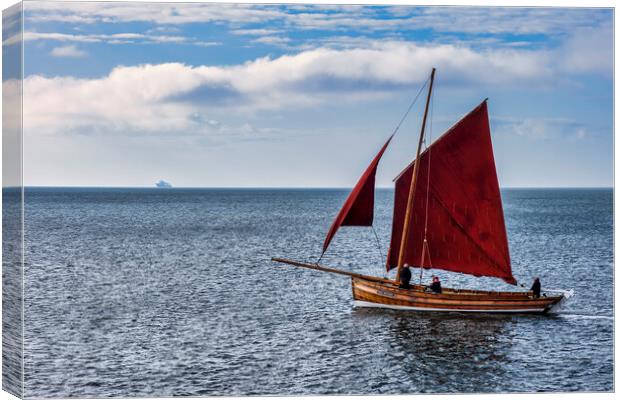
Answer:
[7,185,614,190]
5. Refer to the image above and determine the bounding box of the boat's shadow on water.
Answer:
[349,307,546,393]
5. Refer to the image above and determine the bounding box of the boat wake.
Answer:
[557,314,613,321]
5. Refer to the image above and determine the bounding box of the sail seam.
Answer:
[426,184,512,280]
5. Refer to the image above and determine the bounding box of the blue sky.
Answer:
[3,1,614,187]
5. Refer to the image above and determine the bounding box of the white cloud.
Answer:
[295,35,399,51]
[18,42,553,138]
[22,3,611,39]
[12,31,193,45]
[50,45,87,58]
[2,32,22,46]
[232,28,282,36]
[2,30,221,48]
[252,36,291,46]
[558,22,613,77]
[25,2,287,25]
[403,7,610,36]
[573,128,587,141]
[16,39,607,139]
[11,4,612,67]
[193,41,222,48]
[146,26,181,34]
[493,116,592,141]
[2,79,21,131]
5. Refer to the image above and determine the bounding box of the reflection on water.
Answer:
[353,309,514,393]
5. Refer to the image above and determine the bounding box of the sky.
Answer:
[2,1,614,187]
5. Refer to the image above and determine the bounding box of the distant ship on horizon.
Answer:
[155,180,172,188]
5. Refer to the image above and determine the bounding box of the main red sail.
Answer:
[386,101,516,284]
[322,135,393,254]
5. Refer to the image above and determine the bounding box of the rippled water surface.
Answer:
[23,188,613,397]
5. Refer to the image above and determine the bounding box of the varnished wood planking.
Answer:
[353,281,560,307]
[355,278,558,301]
[354,282,551,305]
[353,289,554,311]
[354,288,556,308]
[352,277,562,312]
[353,286,544,308]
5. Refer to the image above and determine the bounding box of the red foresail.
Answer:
[322,135,393,254]
[386,101,515,284]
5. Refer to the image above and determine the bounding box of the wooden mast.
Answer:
[395,67,436,284]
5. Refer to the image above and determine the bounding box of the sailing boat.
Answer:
[272,68,573,314]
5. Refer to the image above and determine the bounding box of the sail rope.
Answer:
[390,76,430,137]
[315,77,430,267]
[419,240,434,284]
[419,81,435,284]
[371,226,386,276]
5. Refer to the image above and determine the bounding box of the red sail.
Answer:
[386,101,516,284]
[322,135,393,254]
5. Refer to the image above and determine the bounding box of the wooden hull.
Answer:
[351,277,564,314]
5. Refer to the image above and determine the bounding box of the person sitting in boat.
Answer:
[530,277,541,298]
[429,276,442,294]
[399,264,412,289]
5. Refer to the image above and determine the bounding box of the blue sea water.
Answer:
[21,187,612,397]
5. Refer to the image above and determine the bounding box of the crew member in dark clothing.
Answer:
[430,276,442,294]
[530,277,541,298]
[399,264,412,289]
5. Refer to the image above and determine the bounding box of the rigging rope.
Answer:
[316,77,431,267]
[391,76,430,137]
[371,226,386,276]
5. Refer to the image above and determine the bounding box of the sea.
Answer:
[18,187,613,397]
